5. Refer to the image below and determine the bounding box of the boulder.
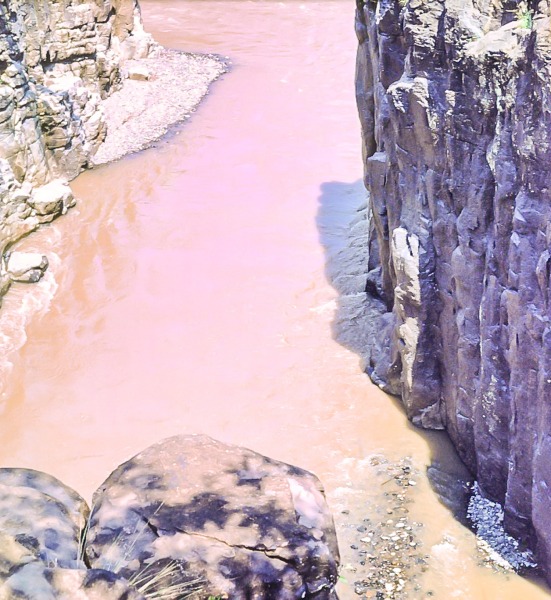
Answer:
[5,252,48,283]
[85,434,340,599]
[126,65,151,81]
[0,565,146,600]
[0,468,89,577]
[27,180,75,220]
[0,468,89,533]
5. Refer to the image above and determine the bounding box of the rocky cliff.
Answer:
[355,0,551,579]
[0,0,150,295]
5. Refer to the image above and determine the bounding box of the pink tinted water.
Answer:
[0,1,548,597]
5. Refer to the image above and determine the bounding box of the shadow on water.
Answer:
[315,179,473,524]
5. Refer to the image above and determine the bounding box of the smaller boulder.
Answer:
[0,468,89,533]
[127,65,150,81]
[0,487,82,576]
[27,179,75,220]
[0,468,89,579]
[5,252,48,283]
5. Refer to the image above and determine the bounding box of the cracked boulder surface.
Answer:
[356,0,551,581]
[85,434,340,599]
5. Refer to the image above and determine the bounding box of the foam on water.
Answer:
[0,238,60,406]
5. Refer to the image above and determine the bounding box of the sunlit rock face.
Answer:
[0,0,151,180]
[355,0,551,577]
[0,0,151,299]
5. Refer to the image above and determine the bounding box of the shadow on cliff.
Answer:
[315,180,473,522]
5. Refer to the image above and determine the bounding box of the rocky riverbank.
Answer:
[0,0,225,301]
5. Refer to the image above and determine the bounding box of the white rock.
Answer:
[127,65,150,81]
[28,179,74,216]
[6,251,48,283]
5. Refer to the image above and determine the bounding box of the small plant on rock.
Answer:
[515,2,532,29]
[129,560,203,600]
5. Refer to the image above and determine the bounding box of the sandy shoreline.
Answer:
[92,46,228,166]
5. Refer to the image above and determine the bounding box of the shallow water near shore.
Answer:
[0,1,549,597]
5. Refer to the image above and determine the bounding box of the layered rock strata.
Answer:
[0,0,151,299]
[355,0,551,578]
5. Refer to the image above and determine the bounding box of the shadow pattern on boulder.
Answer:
[85,435,340,599]
[0,468,146,599]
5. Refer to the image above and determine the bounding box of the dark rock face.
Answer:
[355,0,551,578]
[85,434,340,599]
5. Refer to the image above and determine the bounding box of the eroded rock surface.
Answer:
[355,0,551,579]
[85,434,340,599]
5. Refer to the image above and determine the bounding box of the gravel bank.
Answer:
[92,46,227,165]
[341,457,428,599]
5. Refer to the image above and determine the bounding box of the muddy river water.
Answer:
[0,1,549,598]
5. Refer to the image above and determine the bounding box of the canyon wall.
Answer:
[355,0,551,577]
[0,0,150,294]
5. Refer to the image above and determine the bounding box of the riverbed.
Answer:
[0,1,549,598]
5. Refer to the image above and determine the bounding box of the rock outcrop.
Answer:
[0,0,151,302]
[355,0,551,579]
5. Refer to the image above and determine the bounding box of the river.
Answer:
[0,1,549,598]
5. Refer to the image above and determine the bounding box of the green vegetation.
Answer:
[515,2,533,29]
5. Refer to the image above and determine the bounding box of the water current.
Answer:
[0,1,549,598]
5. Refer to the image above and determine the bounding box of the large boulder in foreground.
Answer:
[85,434,340,599]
